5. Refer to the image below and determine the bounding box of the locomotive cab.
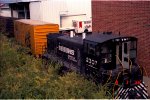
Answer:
[83,33,138,81]
[84,34,137,69]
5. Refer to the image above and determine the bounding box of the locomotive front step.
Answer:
[115,82,149,99]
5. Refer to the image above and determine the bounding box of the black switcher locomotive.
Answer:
[42,32,148,99]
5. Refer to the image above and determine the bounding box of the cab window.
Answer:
[88,44,95,55]
[101,46,112,64]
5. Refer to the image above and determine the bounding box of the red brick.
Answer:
[92,1,150,76]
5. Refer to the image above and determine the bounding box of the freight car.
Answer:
[0,16,17,37]
[14,19,59,56]
[43,32,149,99]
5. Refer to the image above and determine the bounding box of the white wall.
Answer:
[29,0,66,24]
[29,2,41,20]
[29,0,91,28]
[66,0,91,20]
[61,0,91,28]
[0,9,11,17]
[0,4,11,17]
[12,10,18,18]
[40,0,62,24]
[61,15,87,28]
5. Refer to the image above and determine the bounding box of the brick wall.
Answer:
[92,1,150,76]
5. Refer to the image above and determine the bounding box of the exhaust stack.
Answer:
[70,31,74,38]
[82,32,86,39]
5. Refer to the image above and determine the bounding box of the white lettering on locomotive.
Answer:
[68,55,77,62]
[86,57,97,66]
[58,45,75,56]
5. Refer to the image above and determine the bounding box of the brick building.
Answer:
[92,1,150,76]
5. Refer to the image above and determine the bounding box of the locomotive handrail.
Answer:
[116,55,124,74]
[128,57,143,77]
[113,56,148,99]
[113,72,122,99]
[113,72,129,99]
[114,55,127,99]
[137,65,143,76]
[105,70,112,85]
[128,55,131,73]
[129,59,132,72]
[139,65,149,78]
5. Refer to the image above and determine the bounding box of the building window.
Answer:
[10,3,30,19]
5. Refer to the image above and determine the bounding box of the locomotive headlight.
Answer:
[115,39,120,42]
